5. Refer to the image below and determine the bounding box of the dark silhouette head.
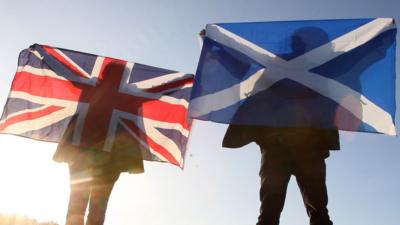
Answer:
[287,26,330,60]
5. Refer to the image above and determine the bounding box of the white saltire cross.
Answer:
[190,18,396,135]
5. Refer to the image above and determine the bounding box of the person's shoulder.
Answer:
[223,125,261,148]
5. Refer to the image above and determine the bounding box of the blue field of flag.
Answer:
[189,18,397,135]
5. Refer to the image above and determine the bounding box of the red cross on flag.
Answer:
[0,44,193,167]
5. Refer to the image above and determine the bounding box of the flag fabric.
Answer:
[0,44,193,167]
[190,18,397,135]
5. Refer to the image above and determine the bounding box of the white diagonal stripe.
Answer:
[288,18,396,70]
[3,91,90,143]
[190,68,273,116]
[140,117,190,137]
[119,116,169,163]
[1,106,75,134]
[53,48,91,78]
[206,18,395,70]
[190,68,289,117]
[1,91,79,132]
[32,47,97,86]
[0,105,51,125]
[118,64,191,107]
[29,50,44,60]
[8,91,79,109]
[18,65,68,81]
[120,81,190,107]
[133,72,192,89]
[206,24,285,67]
[19,64,95,87]
[193,18,396,135]
[134,114,182,162]
[153,83,193,95]
[118,111,183,166]
[269,67,396,135]
[113,62,192,108]
[91,56,105,79]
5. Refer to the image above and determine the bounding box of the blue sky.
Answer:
[0,0,399,224]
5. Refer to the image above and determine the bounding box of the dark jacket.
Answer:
[222,72,340,155]
[223,125,340,159]
[53,118,144,174]
[223,125,340,150]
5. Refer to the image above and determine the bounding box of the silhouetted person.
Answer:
[54,62,144,225]
[54,125,143,225]
[223,27,340,225]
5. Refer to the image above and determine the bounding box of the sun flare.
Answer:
[0,136,69,224]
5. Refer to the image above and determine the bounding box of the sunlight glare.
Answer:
[0,135,69,224]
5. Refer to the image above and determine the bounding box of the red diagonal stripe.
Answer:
[42,45,88,78]
[0,105,64,132]
[122,119,180,166]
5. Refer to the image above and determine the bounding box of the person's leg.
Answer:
[86,168,120,225]
[66,165,92,225]
[257,148,292,225]
[294,153,333,225]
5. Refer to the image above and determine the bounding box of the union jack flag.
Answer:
[0,44,193,167]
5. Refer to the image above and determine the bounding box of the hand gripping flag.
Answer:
[190,18,397,135]
[0,44,193,167]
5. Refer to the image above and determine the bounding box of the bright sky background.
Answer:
[0,0,399,225]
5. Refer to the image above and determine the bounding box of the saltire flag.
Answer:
[190,18,397,135]
[0,44,194,167]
